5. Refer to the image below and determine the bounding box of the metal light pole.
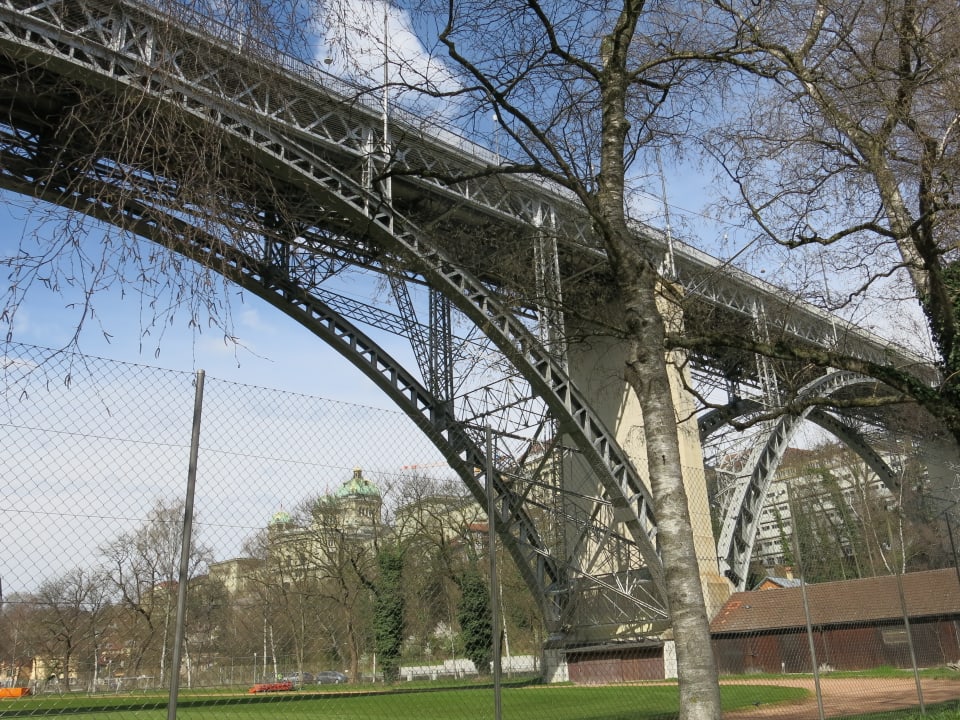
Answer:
[486,427,503,720]
[381,1,392,230]
[382,2,389,152]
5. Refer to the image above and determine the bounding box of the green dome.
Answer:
[334,467,380,498]
[269,509,292,526]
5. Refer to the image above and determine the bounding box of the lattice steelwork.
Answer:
[707,372,907,589]
[0,0,940,637]
[0,0,667,637]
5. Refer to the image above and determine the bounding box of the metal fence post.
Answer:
[894,569,925,715]
[167,370,205,720]
[789,485,825,720]
[486,426,502,720]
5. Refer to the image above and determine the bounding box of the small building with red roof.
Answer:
[710,568,960,673]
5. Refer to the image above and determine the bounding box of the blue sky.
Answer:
[0,190,447,590]
[0,192,412,406]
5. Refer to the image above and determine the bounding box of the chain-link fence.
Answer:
[1,341,958,719]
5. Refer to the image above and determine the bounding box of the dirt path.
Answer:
[723,677,960,719]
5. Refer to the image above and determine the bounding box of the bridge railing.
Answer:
[128,0,508,169]
[2,0,936,375]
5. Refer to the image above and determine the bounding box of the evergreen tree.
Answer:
[456,568,492,678]
[374,545,405,683]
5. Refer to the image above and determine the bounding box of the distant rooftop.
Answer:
[753,576,802,590]
[713,568,960,634]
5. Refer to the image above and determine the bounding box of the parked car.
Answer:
[280,671,314,686]
[315,671,348,685]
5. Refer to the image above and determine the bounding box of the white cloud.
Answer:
[239,307,268,333]
[315,0,460,104]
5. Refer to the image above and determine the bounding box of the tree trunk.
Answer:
[608,228,722,720]
[593,6,720,716]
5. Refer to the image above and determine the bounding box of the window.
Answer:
[881,627,909,645]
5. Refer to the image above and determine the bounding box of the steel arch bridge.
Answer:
[0,0,941,642]
[701,371,914,587]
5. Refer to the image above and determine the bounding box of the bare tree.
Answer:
[392,476,488,667]
[27,568,109,691]
[686,0,960,446]
[335,1,727,715]
[99,499,211,681]
[241,522,327,679]
[306,499,378,681]
[0,593,36,688]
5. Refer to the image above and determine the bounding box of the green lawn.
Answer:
[720,665,960,682]
[0,682,806,719]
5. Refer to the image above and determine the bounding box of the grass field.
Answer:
[721,666,960,681]
[0,681,806,719]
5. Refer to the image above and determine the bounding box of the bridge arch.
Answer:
[0,0,671,629]
[700,371,903,589]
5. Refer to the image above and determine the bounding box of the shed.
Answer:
[565,641,665,684]
[711,568,960,674]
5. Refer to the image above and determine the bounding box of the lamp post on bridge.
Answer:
[380,1,392,231]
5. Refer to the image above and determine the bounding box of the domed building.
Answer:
[314,467,382,541]
[253,468,385,586]
[268,508,294,529]
[264,507,301,549]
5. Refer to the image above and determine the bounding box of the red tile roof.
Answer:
[711,568,960,634]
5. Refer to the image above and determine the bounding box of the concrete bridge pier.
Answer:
[555,293,731,676]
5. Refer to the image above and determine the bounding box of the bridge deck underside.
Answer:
[0,0,678,640]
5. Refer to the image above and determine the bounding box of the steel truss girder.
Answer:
[805,409,902,492]
[0,132,670,631]
[0,0,929,380]
[698,398,760,444]
[709,371,888,589]
[0,137,565,625]
[0,0,668,621]
[0,115,653,628]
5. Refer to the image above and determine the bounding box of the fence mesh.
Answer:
[1,341,957,719]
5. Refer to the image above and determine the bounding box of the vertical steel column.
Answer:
[533,204,568,372]
[262,210,290,273]
[531,203,571,624]
[752,299,780,406]
[429,289,454,402]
